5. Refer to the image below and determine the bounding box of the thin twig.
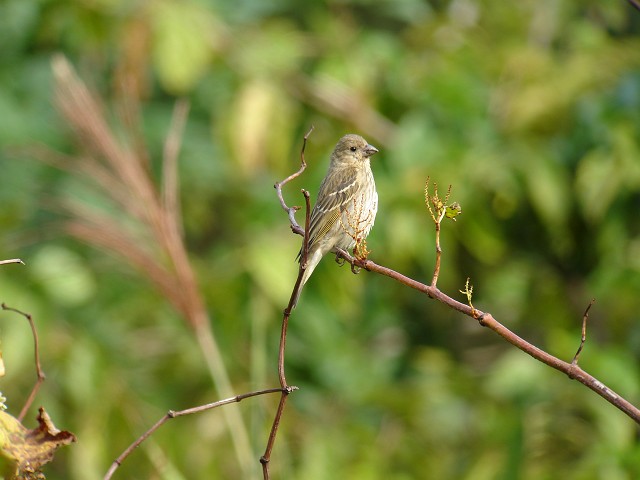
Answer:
[425,180,450,288]
[432,220,442,287]
[260,386,296,480]
[629,0,640,12]
[261,132,315,479]
[104,388,284,480]
[572,299,595,366]
[0,259,25,266]
[301,189,312,271]
[274,126,314,236]
[1,303,46,421]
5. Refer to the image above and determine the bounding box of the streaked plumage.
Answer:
[293,134,378,307]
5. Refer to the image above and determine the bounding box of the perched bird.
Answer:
[293,134,379,307]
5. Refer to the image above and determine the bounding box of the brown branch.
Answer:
[629,0,640,12]
[572,299,595,365]
[103,388,284,480]
[274,126,314,236]
[279,189,311,388]
[260,386,296,480]
[261,131,315,479]
[1,303,46,422]
[333,251,640,424]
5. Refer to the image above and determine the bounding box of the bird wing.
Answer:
[307,166,359,248]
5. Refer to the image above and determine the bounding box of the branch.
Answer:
[274,126,314,236]
[334,251,640,424]
[424,179,460,287]
[0,304,46,422]
[572,299,595,366]
[260,130,315,479]
[104,388,284,480]
[0,259,24,266]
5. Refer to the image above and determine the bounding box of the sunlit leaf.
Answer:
[150,0,219,94]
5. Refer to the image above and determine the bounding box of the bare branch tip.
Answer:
[460,278,478,317]
[572,298,595,366]
[0,258,25,266]
[304,125,315,140]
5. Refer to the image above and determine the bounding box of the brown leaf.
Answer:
[0,407,76,479]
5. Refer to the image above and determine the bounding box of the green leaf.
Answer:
[150,1,218,94]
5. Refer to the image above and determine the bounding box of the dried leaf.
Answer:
[0,407,76,479]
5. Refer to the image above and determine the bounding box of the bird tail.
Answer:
[291,249,323,308]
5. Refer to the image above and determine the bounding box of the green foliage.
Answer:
[1,0,640,479]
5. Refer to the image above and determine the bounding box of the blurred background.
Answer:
[1,0,640,478]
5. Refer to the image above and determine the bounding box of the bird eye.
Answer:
[350,146,357,152]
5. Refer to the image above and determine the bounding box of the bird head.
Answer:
[331,134,378,167]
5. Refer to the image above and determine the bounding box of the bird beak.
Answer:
[364,144,379,157]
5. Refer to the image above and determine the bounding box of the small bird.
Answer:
[293,134,379,307]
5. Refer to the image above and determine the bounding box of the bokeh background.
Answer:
[2,0,640,478]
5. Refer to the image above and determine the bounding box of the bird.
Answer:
[292,133,379,307]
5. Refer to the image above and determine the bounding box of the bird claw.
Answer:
[351,264,361,274]
[335,253,346,266]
